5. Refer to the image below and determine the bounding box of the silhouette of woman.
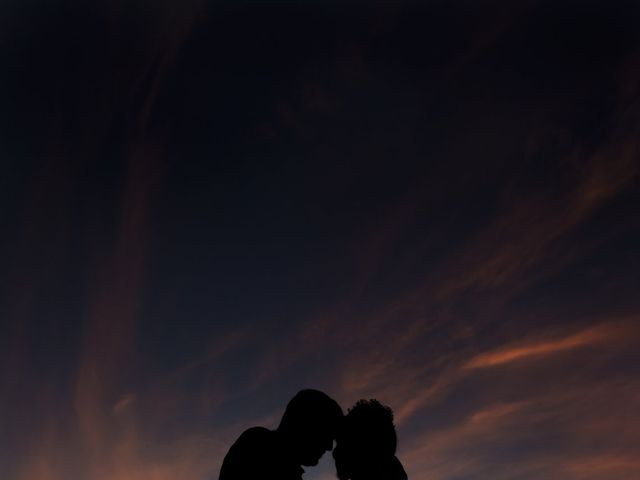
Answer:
[333,399,408,480]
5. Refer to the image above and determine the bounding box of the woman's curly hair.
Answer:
[342,399,398,456]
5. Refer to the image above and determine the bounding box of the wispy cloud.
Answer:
[399,374,640,480]
[562,454,640,478]
[4,5,640,480]
[463,321,634,370]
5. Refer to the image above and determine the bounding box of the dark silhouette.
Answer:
[333,399,408,480]
[219,389,343,480]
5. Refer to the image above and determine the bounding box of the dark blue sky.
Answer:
[2,1,640,479]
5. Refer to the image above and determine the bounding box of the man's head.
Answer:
[277,389,344,466]
[333,399,398,480]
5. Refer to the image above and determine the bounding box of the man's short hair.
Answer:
[278,389,343,434]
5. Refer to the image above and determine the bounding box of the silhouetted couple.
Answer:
[219,389,407,480]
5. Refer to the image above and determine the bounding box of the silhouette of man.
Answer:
[219,389,343,480]
[333,399,407,480]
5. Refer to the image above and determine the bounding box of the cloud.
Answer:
[398,374,640,480]
[5,6,640,480]
[463,321,634,370]
[114,394,136,414]
[562,454,640,478]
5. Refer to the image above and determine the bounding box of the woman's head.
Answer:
[333,399,398,480]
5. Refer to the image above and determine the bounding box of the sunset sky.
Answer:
[2,1,640,479]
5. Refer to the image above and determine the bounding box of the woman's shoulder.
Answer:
[384,455,408,480]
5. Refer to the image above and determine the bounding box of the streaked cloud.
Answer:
[463,321,635,370]
[2,3,639,480]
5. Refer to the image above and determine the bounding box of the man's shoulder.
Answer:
[224,426,277,460]
[237,426,273,440]
[232,426,275,450]
[220,427,286,480]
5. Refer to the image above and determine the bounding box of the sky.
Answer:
[1,1,640,479]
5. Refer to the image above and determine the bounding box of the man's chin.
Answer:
[301,457,321,467]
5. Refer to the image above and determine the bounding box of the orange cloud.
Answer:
[463,322,634,370]
[399,373,640,480]
[562,454,640,477]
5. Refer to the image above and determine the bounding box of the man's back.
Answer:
[219,427,304,480]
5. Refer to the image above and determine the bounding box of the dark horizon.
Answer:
[2,1,640,479]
